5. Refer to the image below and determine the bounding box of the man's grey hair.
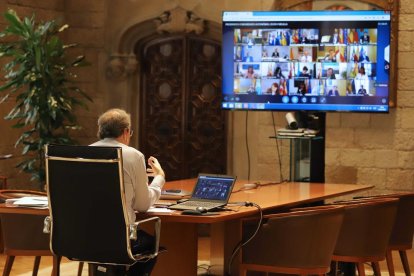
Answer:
[97,108,131,139]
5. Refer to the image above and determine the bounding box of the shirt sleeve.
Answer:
[129,151,165,212]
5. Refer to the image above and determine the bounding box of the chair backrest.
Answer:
[358,193,414,248]
[333,198,398,260]
[45,144,135,265]
[242,205,344,273]
[388,193,414,247]
[0,190,50,254]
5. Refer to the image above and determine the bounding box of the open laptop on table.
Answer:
[168,174,236,211]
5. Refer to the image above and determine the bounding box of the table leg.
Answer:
[151,222,198,276]
[209,220,241,276]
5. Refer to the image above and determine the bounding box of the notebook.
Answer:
[168,174,236,211]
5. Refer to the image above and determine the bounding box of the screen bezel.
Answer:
[221,10,392,113]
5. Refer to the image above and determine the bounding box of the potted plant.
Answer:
[0,9,91,188]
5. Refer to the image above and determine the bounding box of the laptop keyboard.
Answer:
[178,201,220,208]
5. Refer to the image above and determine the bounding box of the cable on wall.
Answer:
[271,112,284,182]
[245,110,250,181]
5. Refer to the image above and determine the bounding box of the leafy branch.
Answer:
[0,9,92,186]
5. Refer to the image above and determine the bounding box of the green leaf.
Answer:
[75,88,93,102]
[22,144,30,155]
[12,122,25,128]
[47,36,59,51]
[23,16,33,35]
[0,9,88,187]
[0,94,10,104]
[38,20,53,36]
[58,24,69,32]
[63,43,77,49]
[35,47,41,70]
[4,10,24,33]
[0,79,18,92]
[71,55,85,66]
[5,106,20,120]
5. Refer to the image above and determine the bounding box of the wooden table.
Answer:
[0,180,373,276]
[143,179,373,276]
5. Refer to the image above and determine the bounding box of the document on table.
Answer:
[146,207,174,213]
[5,196,48,209]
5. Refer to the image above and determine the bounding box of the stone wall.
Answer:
[0,0,413,195]
[63,0,106,145]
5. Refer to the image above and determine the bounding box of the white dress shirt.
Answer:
[300,55,312,62]
[90,138,165,223]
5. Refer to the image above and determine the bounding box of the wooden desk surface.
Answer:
[0,180,373,276]
[0,180,373,223]
[144,179,373,223]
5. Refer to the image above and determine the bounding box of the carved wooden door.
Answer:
[139,36,226,180]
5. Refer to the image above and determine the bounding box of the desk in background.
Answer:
[142,179,373,276]
[0,180,373,276]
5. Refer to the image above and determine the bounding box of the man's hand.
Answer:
[146,156,165,178]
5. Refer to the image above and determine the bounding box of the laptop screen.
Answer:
[191,174,236,202]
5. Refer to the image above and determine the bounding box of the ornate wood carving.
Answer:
[139,36,226,180]
[187,38,226,176]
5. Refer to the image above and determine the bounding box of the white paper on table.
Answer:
[6,196,48,207]
[146,207,174,213]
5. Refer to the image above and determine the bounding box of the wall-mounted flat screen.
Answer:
[222,10,391,112]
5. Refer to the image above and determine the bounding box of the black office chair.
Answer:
[44,144,161,275]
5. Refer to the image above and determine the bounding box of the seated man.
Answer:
[327,86,340,96]
[299,66,311,78]
[357,85,368,96]
[326,68,336,79]
[324,49,337,62]
[300,50,312,62]
[360,31,370,44]
[359,48,370,63]
[91,108,165,275]
[271,48,280,57]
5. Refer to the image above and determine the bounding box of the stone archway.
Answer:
[104,7,228,180]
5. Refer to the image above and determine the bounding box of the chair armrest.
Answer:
[130,216,161,259]
[43,216,51,234]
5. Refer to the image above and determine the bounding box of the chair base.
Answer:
[89,264,128,276]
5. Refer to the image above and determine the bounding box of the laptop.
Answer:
[168,174,236,211]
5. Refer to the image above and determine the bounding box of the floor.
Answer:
[0,239,412,275]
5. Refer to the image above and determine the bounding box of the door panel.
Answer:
[141,38,185,180]
[187,38,226,176]
[140,36,226,180]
